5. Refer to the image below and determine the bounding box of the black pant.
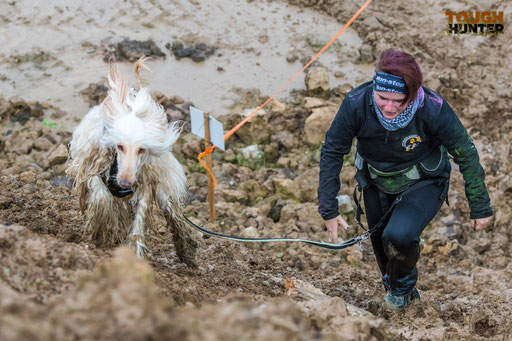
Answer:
[363,179,449,296]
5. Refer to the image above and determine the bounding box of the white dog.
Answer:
[67,57,197,266]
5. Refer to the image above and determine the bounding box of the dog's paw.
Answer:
[130,235,150,259]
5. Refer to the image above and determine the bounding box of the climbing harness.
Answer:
[352,177,448,236]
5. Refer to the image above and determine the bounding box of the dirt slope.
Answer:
[1,0,511,340]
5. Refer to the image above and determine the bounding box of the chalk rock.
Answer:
[33,136,54,152]
[305,67,330,94]
[304,106,336,146]
[239,179,267,206]
[273,130,299,151]
[19,170,37,183]
[274,178,299,201]
[240,226,259,239]
[48,144,68,167]
[236,109,270,144]
[303,97,329,109]
[336,194,354,214]
[358,44,375,64]
[296,203,324,233]
[223,190,249,205]
[235,145,264,170]
[270,99,286,114]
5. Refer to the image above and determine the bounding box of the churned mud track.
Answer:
[1,0,512,340]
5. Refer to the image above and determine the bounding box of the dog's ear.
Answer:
[108,61,127,105]
[102,96,118,127]
[134,55,151,91]
[102,62,128,126]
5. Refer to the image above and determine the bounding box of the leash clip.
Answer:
[358,232,370,253]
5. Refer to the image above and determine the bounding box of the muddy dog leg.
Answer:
[129,191,151,258]
[85,176,123,246]
[157,189,198,267]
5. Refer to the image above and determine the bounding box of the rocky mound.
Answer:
[1,0,511,336]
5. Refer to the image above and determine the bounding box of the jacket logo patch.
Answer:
[402,135,422,151]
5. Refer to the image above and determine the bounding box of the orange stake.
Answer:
[204,112,216,222]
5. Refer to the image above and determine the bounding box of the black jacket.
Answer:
[318,82,492,220]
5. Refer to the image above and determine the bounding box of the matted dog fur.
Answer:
[66,57,197,266]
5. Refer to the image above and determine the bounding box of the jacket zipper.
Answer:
[385,130,390,144]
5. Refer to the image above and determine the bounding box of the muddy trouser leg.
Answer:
[384,180,448,295]
[364,180,449,295]
[363,184,394,277]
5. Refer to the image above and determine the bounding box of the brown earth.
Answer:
[1,0,512,340]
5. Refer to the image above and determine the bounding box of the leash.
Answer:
[183,215,369,250]
[183,178,447,251]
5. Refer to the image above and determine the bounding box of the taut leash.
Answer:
[183,215,369,250]
[183,179,447,251]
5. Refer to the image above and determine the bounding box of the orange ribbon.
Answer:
[199,0,374,188]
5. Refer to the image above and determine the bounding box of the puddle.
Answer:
[0,0,373,125]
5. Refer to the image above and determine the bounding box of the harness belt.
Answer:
[352,178,448,236]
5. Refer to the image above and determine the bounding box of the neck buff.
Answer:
[372,71,424,131]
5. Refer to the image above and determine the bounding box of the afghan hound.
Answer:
[66,57,197,266]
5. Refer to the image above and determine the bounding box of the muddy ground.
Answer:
[1,0,511,340]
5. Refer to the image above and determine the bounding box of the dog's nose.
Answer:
[118,180,132,188]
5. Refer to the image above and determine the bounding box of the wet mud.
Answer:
[1,0,511,340]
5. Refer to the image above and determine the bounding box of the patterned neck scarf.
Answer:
[372,87,424,131]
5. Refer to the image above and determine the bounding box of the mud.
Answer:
[102,38,167,62]
[0,0,367,119]
[170,41,217,63]
[1,0,512,340]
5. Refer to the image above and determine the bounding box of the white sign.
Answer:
[190,106,225,151]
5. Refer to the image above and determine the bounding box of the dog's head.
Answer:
[100,61,181,189]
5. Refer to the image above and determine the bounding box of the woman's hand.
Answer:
[324,215,350,243]
[471,216,493,231]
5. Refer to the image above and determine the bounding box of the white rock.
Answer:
[336,194,354,214]
[48,144,69,167]
[239,145,262,160]
[305,67,330,93]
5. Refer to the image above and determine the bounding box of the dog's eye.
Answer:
[117,145,124,152]
[138,148,146,155]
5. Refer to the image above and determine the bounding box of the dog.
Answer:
[66,57,197,266]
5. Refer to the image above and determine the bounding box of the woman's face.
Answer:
[374,91,410,119]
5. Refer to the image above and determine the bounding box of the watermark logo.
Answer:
[445,11,504,35]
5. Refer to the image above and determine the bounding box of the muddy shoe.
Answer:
[384,288,420,311]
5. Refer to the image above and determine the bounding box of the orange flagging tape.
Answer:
[199,0,373,187]
[198,145,217,188]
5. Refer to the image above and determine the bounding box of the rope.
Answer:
[198,0,374,187]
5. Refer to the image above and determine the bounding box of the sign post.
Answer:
[190,106,224,223]
[203,112,216,222]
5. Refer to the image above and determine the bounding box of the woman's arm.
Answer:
[431,100,493,224]
[318,96,359,221]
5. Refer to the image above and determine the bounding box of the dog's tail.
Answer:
[134,56,151,90]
